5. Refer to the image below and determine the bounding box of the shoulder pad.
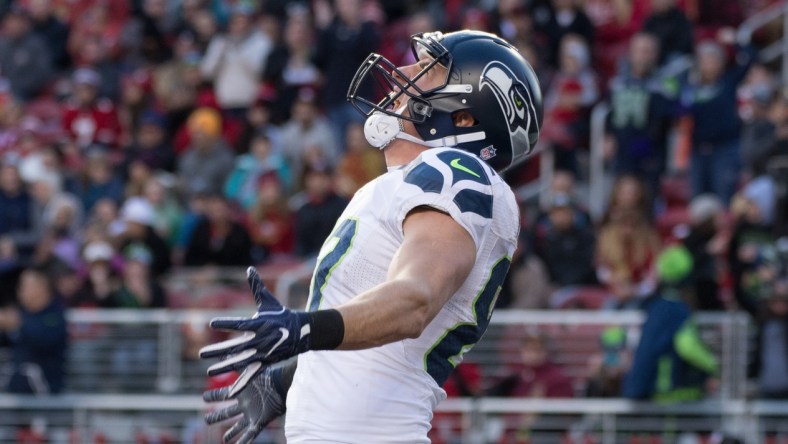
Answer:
[403,149,494,219]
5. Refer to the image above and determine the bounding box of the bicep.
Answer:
[391,207,476,322]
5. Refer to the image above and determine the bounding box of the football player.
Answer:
[200,29,542,443]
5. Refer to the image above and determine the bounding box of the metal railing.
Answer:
[0,395,787,443]
[0,307,766,443]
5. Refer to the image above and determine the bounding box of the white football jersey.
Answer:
[285,147,520,443]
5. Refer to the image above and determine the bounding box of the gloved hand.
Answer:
[204,358,296,444]
[200,267,312,376]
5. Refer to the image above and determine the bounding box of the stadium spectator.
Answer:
[502,230,553,309]
[61,68,122,150]
[490,0,540,56]
[183,194,252,267]
[115,197,171,277]
[200,3,272,115]
[533,192,597,288]
[111,245,167,308]
[249,173,295,263]
[0,7,52,102]
[492,332,574,397]
[73,35,122,103]
[225,131,291,209]
[605,32,675,194]
[623,246,719,401]
[71,240,119,308]
[152,32,201,116]
[0,161,37,259]
[728,182,777,312]
[0,267,67,394]
[641,0,694,64]
[682,194,727,310]
[119,0,175,66]
[491,332,574,441]
[739,64,777,177]
[313,0,380,150]
[263,10,321,125]
[177,107,235,200]
[540,34,598,174]
[0,236,22,308]
[293,164,348,257]
[378,9,436,69]
[539,0,595,68]
[123,111,176,173]
[679,33,755,203]
[68,148,125,214]
[27,171,83,255]
[584,0,650,82]
[603,174,653,221]
[334,122,385,198]
[597,208,661,308]
[65,1,129,65]
[26,0,71,71]
[280,89,338,181]
[753,266,788,398]
[585,326,631,397]
[143,176,183,248]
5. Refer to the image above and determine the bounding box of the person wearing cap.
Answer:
[200,3,272,113]
[177,107,235,200]
[124,110,175,172]
[115,197,171,277]
[61,67,122,149]
[0,6,52,101]
[533,192,597,290]
[622,246,719,401]
[682,194,726,310]
[73,240,119,308]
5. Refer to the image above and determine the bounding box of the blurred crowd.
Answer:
[0,0,784,429]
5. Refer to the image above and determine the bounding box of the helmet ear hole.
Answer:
[451,111,478,127]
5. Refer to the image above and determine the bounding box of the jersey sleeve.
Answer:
[390,149,497,250]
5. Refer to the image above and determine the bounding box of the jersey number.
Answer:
[306,218,359,311]
[424,256,511,386]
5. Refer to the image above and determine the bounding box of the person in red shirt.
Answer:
[491,332,574,442]
[61,68,122,150]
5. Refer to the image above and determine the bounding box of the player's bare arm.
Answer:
[336,207,475,349]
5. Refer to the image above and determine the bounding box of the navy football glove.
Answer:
[204,358,296,444]
[199,267,312,376]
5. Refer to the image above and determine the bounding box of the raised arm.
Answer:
[336,207,476,349]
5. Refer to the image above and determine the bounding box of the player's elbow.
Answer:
[400,284,432,339]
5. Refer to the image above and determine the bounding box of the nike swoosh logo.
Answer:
[264,328,290,358]
[450,158,481,178]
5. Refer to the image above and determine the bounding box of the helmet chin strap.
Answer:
[364,111,486,150]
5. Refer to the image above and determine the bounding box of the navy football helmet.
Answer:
[347,30,542,172]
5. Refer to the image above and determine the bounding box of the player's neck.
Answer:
[383,140,428,169]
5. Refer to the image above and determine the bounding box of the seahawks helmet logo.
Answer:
[479,61,539,158]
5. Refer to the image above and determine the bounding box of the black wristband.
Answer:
[308,309,345,350]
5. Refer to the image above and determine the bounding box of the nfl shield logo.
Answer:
[480,146,496,160]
